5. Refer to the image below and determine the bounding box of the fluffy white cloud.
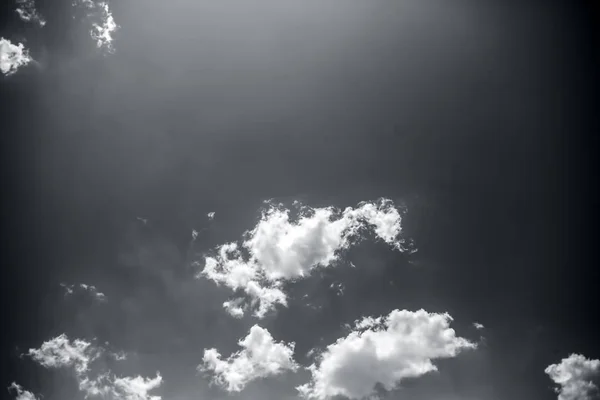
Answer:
[28,335,162,400]
[27,334,98,376]
[200,325,298,392]
[7,383,38,400]
[545,354,600,400]
[297,309,477,400]
[15,0,46,27]
[200,199,409,318]
[0,38,32,76]
[472,322,484,330]
[61,283,107,301]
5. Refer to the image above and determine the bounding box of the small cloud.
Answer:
[545,353,600,400]
[473,322,484,330]
[223,298,245,319]
[136,217,149,225]
[0,38,32,76]
[207,212,216,221]
[7,383,39,400]
[60,283,107,302]
[329,282,344,296]
[15,0,46,27]
[200,325,298,392]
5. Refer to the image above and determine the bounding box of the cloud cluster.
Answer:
[61,283,107,302]
[27,334,162,400]
[7,383,38,400]
[0,38,32,76]
[200,325,298,392]
[545,354,600,400]
[297,309,477,400]
[199,199,408,318]
[15,0,46,27]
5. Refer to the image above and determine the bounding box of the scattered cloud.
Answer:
[200,325,298,392]
[329,282,345,296]
[60,283,107,302]
[0,38,32,76]
[27,334,163,400]
[7,383,38,400]
[199,198,410,318]
[297,309,477,400]
[545,354,600,400]
[72,0,118,53]
[473,322,484,330]
[27,334,98,375]
[208,212,216,221]
[15,0,46,27]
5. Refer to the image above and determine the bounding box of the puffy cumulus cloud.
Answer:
[15,0,46,27]
[28,335,162,400]
[7,383,39,400]
[200,198,409,318]
[200,325,298,392]
[297,309,477,400]
[0,38,32,76]
[61,283,107,301]
[545,354,600,400]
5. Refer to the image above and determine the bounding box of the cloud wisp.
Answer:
[72,0,119,53]
[545,354,600,400]
[27,334,163,400]
[199,198,410,318]
[7,383,39,400]
[200,325,298,392]
[60,283,107,302]
[15,0,46,27]
[297,309,477,400]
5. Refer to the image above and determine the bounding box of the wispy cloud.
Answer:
[7,383,38,400]
[298,309,477,400]
[60,283,107,302]
[0,38,32,76]
[27,334,163,400]
[15,0,46,27]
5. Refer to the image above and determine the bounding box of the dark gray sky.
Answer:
[1,0,599,399]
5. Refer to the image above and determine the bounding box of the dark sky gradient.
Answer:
[1,0,599,399]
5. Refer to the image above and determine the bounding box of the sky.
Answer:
[1,0,599,400]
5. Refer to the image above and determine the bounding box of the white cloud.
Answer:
[545,354,600,400]
[0,38,32,76]
[223,297,246,319]
[199,199,409,318]
[60,283,107,302]
[27,334,98,376]
[473,322,484,330]
[15,0,46,27]
[297,309,477,400]
[200,325,298,392]
[28,335,162,400]
[90,2,118,53]
[208,212,216,221]
[7,383,38,400]
[72,0,118,53]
